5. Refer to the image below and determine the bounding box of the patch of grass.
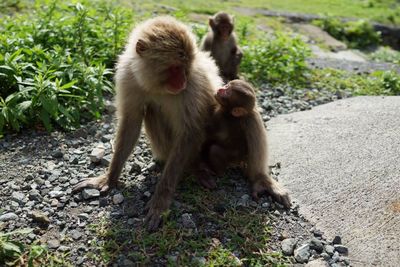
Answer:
[313,17,381,49]
[89,177,290,266]
[251,0,400,25]
[0,228,71,266]
[119,0,400,25]
[6,0,399,25]
[311,68,400,96]
[0,0,29,14]
[368,46,400,64]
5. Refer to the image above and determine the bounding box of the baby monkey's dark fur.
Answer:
[198,80,291,208]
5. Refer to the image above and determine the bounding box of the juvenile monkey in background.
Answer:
[198,80,291,208]
[73,16,223,230]
[200,12,243,82]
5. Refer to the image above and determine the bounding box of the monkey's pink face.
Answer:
[217,84,232,98]
[215,84,232,106]
[166,64,187,94]
[219,23,232,41]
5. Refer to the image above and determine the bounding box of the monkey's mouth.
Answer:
[166,65,187,94]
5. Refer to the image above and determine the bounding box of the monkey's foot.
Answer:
[252,179,291,208]
[144,196,172,231]
[197,176,217,189]
[72,174,116,194]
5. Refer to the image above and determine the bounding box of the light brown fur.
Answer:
[200,12,243,82]
[73,16,223,230]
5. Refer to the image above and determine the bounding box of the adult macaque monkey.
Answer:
[73,16,223,230]
[198,80,291,208]
[200,12,243,82]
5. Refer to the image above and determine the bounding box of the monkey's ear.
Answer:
[231,107,248,117]
[136,39,148,55]
[209,18,215,28]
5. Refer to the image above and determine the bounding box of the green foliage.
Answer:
[368,46,400,64]
[0,228,31,266]
[241,32,311,86]
[311,69,400,96]
[0,228,72,266]
[314,18,381,49]
[0,1,133,136]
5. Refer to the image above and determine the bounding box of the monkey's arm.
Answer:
[200,34,213,51]
[236,46,243,61]
[244,113,291,208]
[73,74,145,193]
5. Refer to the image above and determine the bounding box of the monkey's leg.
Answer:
[250,173,291,208]
[73,114,142,193]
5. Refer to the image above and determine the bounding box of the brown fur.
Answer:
[73,16,223,230]
[200,12,243,82]
[199,80,291,208]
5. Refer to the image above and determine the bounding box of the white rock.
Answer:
[113,193,124,204]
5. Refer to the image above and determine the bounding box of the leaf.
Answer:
[40,95,57,117]
[0,228,33,237]
[60,80,77,89]
[0,114,4,133]
[9,49,23,62]
[39,109,52,132]
[2,107,9,122]
[2,241,23,255]
[0,65,13,71]
[18,100,32,111]
[10,112,20,131]
[5,93,19,105]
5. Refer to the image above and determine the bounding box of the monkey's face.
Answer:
[215,84,231,105]
[215,80,256,113]
[210,13,233,41]
[135,22,196,94]
[217,22,233,40]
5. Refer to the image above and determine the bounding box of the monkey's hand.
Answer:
[72,174,116,194]
[197,175,217,189]
[251,178,291,209]
[144,194,172,231]
[196,166,217,189]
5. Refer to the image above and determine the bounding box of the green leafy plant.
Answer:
[0,1,132,136]
[0,228,72,266]
[0,228,31,265]
[240,32,311,86]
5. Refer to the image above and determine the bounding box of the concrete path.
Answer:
[267,96,400,266]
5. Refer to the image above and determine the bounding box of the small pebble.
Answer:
[113,193,124,204]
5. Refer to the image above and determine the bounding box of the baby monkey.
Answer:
[200,12,242,82]
[198,80,291,208]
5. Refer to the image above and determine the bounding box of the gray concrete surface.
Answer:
[267,96,400,266]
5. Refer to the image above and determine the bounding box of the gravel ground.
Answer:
[0,85,351,266]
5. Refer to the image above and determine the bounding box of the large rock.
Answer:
[292,24,347,51]
[268,96,400,266]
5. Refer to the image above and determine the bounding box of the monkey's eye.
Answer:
[178,51,186,60]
